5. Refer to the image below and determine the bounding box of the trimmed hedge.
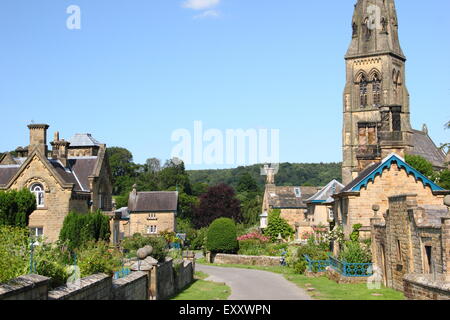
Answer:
[206,218,238,254]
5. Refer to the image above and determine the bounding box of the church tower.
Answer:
[342,0,413,185]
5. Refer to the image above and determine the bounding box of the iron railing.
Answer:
[304,254,373,277]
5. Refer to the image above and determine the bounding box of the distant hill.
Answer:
[188,162,342,190]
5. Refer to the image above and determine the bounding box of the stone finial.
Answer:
[422,124,428,135]
[444,195,450,208]
[372,204,380,217]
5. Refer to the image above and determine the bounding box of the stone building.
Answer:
[115,186,178,239]
[305,179,344,229]
[333,153,448,238]
[370,194,450,298]
[341,0,446,186]
[261,166,320,239]
[0,124,113,242]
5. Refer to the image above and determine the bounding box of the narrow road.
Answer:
[196,264,312,300]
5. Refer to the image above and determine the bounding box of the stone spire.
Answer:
[346,0,404,60]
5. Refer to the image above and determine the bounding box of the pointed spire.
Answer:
[346,0,404,60]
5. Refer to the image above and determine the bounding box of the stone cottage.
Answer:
[261,166,321,240]
[305,179,344,230]
[370,194,450,299]
[115,186,178,239]
[333,153,448,239]
[0,124,113,242]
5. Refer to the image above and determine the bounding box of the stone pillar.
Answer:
[370,204,382,270]
[443,196,450,279]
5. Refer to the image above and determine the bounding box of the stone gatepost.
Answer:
[130,246,158,300]
[370,204,382,272]
[443,196,450,280]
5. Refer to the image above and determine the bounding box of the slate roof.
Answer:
[0,156,99,192]
[340,153,445,194]
[266,186,320,209]
[410,130,446,169]
[128,191,178,212]
[306,180,345,204]
[69,134,101,147]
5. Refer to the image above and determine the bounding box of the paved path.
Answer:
[196,264,312,300]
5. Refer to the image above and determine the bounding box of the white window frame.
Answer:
[30,227,43,239]
[30,184,45,208]
[147,225,157,234]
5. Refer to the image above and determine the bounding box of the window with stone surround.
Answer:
[30,184,45,208]
[147,225,157,234]
[359,76,368,107]
[372,74,382,107]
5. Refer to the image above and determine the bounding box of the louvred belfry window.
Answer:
[360,77,368,107]
[373,75,381,106]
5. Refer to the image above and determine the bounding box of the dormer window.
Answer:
[30,184,45,208]
[294,187,301,198]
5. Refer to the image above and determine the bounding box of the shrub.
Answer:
[290,240,330,274]
[238,239,267,256]
[339,241,372,264]
[190,227,207,250]
[76,241,122,277]
[293,259,308,274]
[34,243,70,288]
[237,232,270,242]
[206,218,238,254]
[59,211,111,250]
[121,233,168,262]
[0,226,30,283]
[0,189,36,227]
[264,210,294,241]
[349,224,363,242]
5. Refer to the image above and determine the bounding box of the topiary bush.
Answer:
[206,218,238,254]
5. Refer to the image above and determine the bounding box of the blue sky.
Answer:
[0,0,449,169]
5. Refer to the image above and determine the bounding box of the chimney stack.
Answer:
[50,132,71,167]
[28,124,49,156]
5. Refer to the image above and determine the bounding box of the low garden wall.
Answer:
[0,274,50,300]
[403,274,450,300]
[325,267,369,284]
[112,271,148,300]
[0,258,194,300]
[48,274,112,300]
[211,253,281,267]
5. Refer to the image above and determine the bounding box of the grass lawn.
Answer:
[196,260,404,300]
[170,271,231,300]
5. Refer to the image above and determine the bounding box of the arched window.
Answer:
[360,76,368,107]
[30,184,45,208]
[372,74,382,106]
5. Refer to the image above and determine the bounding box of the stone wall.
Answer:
[211,253,281,267]
[403,274,450,300]
[0,259,194,300]
[0,274,50,300]
[48,273,112,300]
[126,211,175,237]
[325,267,370,284]
[112,271,148,300]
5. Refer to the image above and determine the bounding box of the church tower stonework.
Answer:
[342,0,413,185]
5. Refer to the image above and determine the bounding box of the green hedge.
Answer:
[121,233,168,262]
[0,189,36,227]
[59,211,111,250]
[206,218,238,254]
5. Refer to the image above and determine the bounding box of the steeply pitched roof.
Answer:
[69,134,101,147]
[266,186,320,209]
[306,180,345,204]
[341,153,445,193]
[410,129,446,168]
[128,191,178,212]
